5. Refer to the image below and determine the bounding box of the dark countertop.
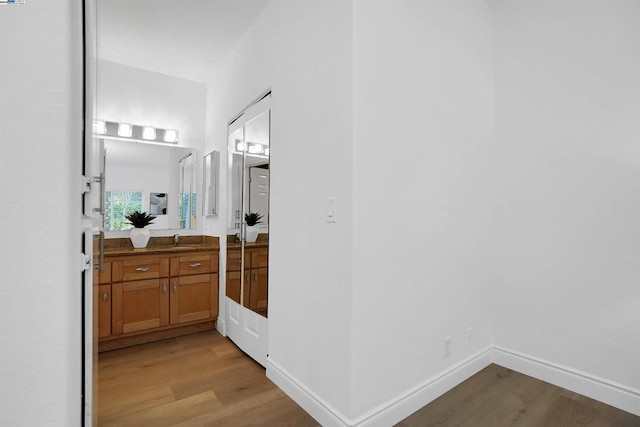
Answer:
[226,242,269,250]
[99,235,220,257]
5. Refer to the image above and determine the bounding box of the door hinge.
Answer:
[81,253,92,272]
[82,174,104,194]
[82,175,92,194]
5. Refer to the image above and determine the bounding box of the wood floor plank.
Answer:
[98,331,318,426]
[99,332,639,427]
[104,391,223,427]
[397,364,640,427]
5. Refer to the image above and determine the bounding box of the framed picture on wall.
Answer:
[149,192,168,215]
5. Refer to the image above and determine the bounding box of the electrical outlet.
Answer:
[443,336,452,358]
[467,327,473,346]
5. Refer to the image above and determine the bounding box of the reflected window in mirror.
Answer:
[179,193,197,229]
[105,191,143,231]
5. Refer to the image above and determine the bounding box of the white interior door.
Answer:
[249,167,270,228]
[82,0,100,424]
[226,93,270,367]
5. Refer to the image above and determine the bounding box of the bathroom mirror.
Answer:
[103,138,197,231]
[203,150,219,216]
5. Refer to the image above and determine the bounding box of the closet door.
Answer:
[225,93,270,367]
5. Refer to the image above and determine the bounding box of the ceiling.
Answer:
[96,0,269,83]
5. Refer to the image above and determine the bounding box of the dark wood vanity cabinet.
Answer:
[169,253,219,325]
[93,261,113,339]
[96,249,219,351]
[226,245,268,316]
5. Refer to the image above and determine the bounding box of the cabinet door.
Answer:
[98,284,112,338]
[251,249,268,269]
[226,271,241,304]
[249,267,268,316]
[95,262,112,339]
[112,278,169,335]
[170,273,218,325]
[226,248,242,272]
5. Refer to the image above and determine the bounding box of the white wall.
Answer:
[204,0,356,420]
[351,0,496,419]
[0,1,82,425]
[492,0,640,393]
[97,60,206,150]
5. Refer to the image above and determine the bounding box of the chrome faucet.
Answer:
[173,234,180,245]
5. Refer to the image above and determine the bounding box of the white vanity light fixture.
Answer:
[117,123,133,138]
[237,140,269,157]
[93,120,107,135]
[247,142,264,155]
[94,120,179,145]
[163,129,178,143]
[142,126,156,140]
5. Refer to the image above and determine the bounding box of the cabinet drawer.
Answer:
[226,249,242,272]
[117,256,169,281]
[172,253,217,276]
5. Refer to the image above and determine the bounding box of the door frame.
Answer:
[82,0,99,424]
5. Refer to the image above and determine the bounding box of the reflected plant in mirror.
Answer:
[245,212,263,226]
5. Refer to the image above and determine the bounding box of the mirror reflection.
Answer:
[149,193,168,215]
[226,96,270,318]
[103,138,197,231]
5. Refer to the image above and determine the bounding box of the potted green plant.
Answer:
[125,210,156,248]
[244,212,263,243]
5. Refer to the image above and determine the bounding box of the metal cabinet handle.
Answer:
[173,283,178,293]
[254,272,258,281]
[102,290,109,302]
[135,267,150,272]
[190,263,202,268]
[162,284,168,294]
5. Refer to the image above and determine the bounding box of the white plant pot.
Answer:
[130,227,151,248]
[245,225,259,243]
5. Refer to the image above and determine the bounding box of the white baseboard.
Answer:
[492,346,640,417]
[216,317,227,336]
[267,358,350,426]
[353,347,493,426]
[267,346,640,426]
[267,347,493,427]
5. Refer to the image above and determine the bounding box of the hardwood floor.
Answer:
[397,364,640,427]
[98,330,317,426]
[99,332,640,426]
